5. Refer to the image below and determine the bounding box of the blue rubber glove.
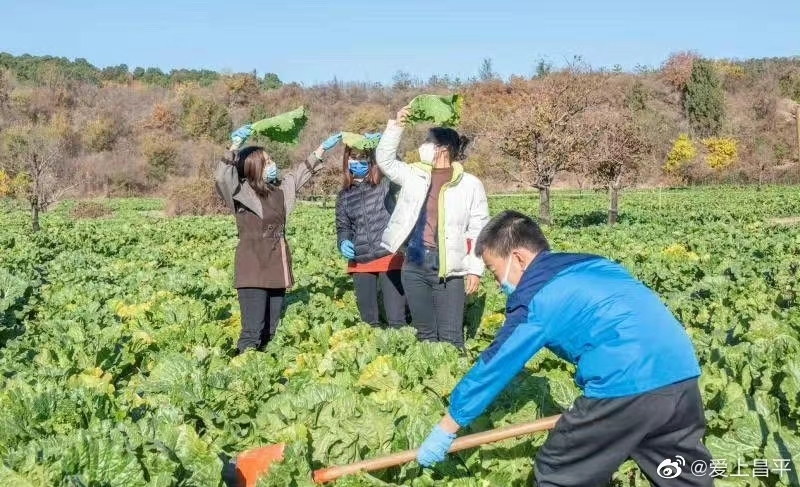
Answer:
[339,240,355,259]
[322,132,343,151]
[231,124,253,149]
[417,425,456,467]
[364,132,382,140]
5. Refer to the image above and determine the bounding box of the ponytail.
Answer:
[456,134,471,161]
[427,127,471,162]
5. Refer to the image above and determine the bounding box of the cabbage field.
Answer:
[1,187,799,487]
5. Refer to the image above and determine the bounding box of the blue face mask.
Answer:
[349,160,369,178]
[500,256,517,296]
[263,162,278,183]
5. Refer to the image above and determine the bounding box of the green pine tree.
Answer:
[684,59,726,137]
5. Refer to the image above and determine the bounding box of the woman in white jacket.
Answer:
[374,104,490,349]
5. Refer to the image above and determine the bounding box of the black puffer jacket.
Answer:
[335,179,399,263]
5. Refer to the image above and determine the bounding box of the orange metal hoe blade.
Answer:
[235,443,286,487]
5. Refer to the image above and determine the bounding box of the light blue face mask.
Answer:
[349,160,369,178]
[500,256,517,296]
[263,163,278,183]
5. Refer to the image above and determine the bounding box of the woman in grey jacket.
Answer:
[374,105,490,349]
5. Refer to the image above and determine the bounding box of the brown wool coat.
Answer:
[214,152,326,289]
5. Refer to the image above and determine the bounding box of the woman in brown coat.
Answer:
[214,135,340,353]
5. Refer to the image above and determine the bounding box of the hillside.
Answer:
[0,52,798,213]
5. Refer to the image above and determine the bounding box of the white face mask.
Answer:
[418,143,436,165]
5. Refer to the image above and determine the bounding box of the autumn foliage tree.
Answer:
[702,137,738,170]
[144,103,178,132]
[141,134,178,182]
[584,110,652,224]
[225,73,260,107]
[664,134,698,179]
[344,104,389,133]
[83,115,122,152]
[661,51,699,92]
[482,67,607,224]
[180,94,231,143]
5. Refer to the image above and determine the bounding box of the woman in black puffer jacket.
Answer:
[335,141,407,328]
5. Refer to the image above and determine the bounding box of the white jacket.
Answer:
[375,120,489,278]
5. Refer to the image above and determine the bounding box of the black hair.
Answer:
[475,210,550,259]
[426,127,471,161]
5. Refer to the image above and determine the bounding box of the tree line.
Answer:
[0,51,799,231]
[0,52,283,90]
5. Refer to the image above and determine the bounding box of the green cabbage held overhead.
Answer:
[341,132,381,151]
[406,94,463,127]
[250,106,308,144]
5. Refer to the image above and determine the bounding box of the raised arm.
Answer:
[281,133,343,215]
[213,153,240,212]
[375,106,415,186]
[281,148,326,216]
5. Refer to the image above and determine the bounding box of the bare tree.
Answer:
[392,71,417,91]
[752,139,777,189]
[480,67,607,224]
[584,110,652,224]
[745,83,786,189]
[1,123,71,231]
[478,58,498,82]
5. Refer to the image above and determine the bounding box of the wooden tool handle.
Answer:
[312,414,561,484]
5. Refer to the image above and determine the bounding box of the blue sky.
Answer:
[1,0,797,85]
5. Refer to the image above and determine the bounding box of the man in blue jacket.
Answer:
[416,210,713,486]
